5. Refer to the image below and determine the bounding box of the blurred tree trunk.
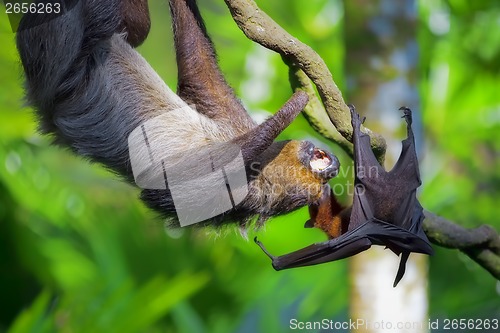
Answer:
[344,1,429,332]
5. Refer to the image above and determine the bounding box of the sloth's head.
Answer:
[136,91,340,229]
[240,139,339,225]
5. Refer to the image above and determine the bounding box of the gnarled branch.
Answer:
[423,211,500,279]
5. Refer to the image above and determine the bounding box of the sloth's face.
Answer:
[244,140,340,217]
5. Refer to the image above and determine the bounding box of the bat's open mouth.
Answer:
[307,146,340,179]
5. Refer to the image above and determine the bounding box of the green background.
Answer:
[0,0,499,332]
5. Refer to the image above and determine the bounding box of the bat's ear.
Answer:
[304,220,315,228]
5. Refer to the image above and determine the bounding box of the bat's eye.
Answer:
[309,148,340,179]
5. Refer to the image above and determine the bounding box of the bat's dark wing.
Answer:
[256,218,431,268]
[256,106,433,287]
[349,106,433,285]
[349,106,421,231]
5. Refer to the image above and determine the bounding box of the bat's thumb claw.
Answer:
[254,237,276,260]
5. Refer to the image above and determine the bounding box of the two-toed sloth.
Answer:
[16,0,340,229]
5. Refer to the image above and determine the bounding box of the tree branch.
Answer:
[224,0,500,280]
[224,0,386,161]
[283,57,353,158]
[423,211,500,279]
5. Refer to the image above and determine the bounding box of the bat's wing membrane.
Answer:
[255,228,372,269]
[348,106,433,285]
[255,218,432,272]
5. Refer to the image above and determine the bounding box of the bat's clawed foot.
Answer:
[399,106,413,126]
[348,104,365,130]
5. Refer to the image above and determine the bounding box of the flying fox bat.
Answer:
[256,106,433,286]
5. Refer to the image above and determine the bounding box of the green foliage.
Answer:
[0,0,498,332]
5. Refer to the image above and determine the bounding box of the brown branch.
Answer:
[283,57,354,158]
[224,0,500,280]
[423,211,500,280]
[223,0,386,161]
